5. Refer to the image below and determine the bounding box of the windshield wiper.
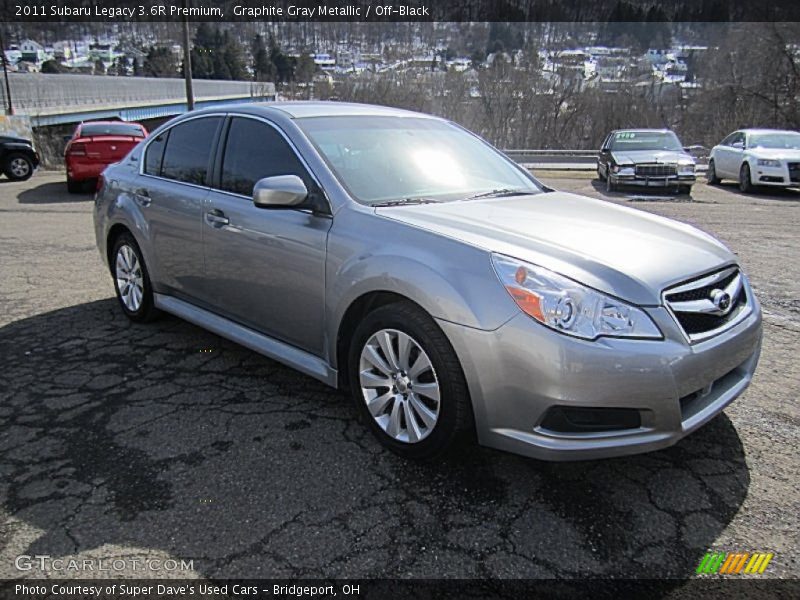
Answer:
[371,197,440,207]
[463,188,538,201]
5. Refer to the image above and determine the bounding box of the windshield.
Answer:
[80,123,145,137]
[296,116,542,205]
[608,131,683,152]
[748,132,800,150]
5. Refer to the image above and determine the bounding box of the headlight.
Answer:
[492,254,662,340]
[757,158,781,167]
[678,163,695,174]
[617,166,635,176]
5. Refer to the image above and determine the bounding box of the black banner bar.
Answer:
[3,0,800,23]
[2,579,800,600]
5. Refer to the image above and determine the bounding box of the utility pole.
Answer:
[181,0,194,111]
[0,27,14,115]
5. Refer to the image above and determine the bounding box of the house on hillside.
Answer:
[20,40,47,64]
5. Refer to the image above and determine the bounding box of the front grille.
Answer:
[635,163,677,177]
[664,267,749,342]
[788,162,800,183]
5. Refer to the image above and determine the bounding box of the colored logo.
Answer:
[696,552,774,575]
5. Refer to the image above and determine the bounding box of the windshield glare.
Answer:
[609,131,683,152]
[749,132,800,150]
[297,116,542,205]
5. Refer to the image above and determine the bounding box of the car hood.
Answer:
[376,192,734,305]
[745,147,800,161]
[610,149,693,165]
[0,135,32,145]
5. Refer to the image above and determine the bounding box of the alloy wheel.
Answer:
[115,244,144,312]
[358,328,440,443]
[9,157,31,178]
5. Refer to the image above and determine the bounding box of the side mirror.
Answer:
[732,140,745,150]
[253,175,308,208]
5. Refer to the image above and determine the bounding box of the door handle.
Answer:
[205,209,229,227]
[133,188,151,207]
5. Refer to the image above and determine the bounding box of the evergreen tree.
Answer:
[143,46,176,77]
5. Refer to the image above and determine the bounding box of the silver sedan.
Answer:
[94,102,762,461]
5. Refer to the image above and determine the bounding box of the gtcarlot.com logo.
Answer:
[696,551,774,575]
[15,554,194,572]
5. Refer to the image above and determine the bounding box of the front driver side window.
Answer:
[220,117,314,196]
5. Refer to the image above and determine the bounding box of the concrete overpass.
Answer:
[5,73,276,127]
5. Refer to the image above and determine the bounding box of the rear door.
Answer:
[202,116,332,355]
[139,115,223,302]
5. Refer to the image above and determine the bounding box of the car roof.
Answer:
[611,128,673,134]
[738,128,799,135]
[186,101,438,120]
[80,120,144,126]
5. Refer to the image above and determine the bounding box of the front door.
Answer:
[202,116,332,356]
[716,132,744,178]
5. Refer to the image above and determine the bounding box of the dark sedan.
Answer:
[597,129,696,194]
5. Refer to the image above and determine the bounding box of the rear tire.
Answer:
[739,163,755,194]
[3,153,34,181]
[348,302,472,460]
[706,159,720,185]
[110,232,159,323]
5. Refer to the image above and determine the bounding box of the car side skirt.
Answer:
[154,294,338,387]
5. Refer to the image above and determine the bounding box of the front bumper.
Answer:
[611,173,696,188]
[66,159,111,181]
[438,290,761,461]
[752,163,800,187]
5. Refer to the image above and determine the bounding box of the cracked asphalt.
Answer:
[0,171,798,581]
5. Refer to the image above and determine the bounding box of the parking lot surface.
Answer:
[1,171,798,580]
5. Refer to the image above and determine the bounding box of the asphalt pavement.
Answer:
[0,171,798,581]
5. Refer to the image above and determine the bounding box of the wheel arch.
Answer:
[106,223,134,270]
[335,290,427,390]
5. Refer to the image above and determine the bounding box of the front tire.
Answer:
[707,159,720,185]
[739,163,755,193]
[606,174,617,193]
[597,164,607,182]
[3,153,34,181]
[111,232,159,323]
[348,302,471,460]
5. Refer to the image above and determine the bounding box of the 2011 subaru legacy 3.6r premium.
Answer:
[94,102,762,461]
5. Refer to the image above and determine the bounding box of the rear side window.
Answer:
[220,117,311,196]
[144,131,168,176]
[159,117,221,185]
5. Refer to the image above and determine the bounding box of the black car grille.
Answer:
[635,164,677,177]
[671,294,746,335]
[788,162,800,183]
[664,267,748,341]
[666,269,738,303]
